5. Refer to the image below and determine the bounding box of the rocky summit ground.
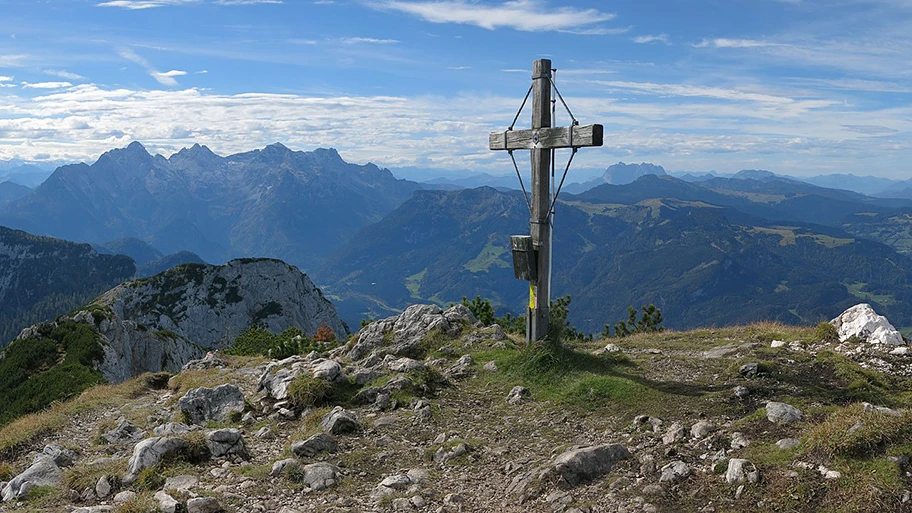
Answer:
[1,303,912,513]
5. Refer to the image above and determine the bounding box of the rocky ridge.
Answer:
[13,258,348,383]
[0,303,911,512]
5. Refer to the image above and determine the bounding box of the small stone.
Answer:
[291,433,339,458]
[733,386,750,398]
[379,474,412,490]
[863,402,901,416]
[483,361,498,372]
[187,496,223,513]
[890,346,911,356]
[95,475,112,499]
[725,458,758,485]
[765,401,803,423]
[776,438,800,450]
[113,490,137,504]
[691,421,714,439]
[411,495,427,508]
[662,423,685,445]
[321,406,360,434]
[730,432,750,450]
[164,474,198,491]
[155,491,180,513]
[739,363,759,378]
[770,340,787,348]
[254,427,276,440]
[507,386,531,405]
[659,461,691,483]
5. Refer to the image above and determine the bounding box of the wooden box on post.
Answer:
[510,235,537,282]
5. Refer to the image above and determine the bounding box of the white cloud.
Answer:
[375,0,616,32]
[195,70,209,74]
[21,81,73,89]
[97,0,279,7]
[632,34,669,45]
[118,47,184,86]
[0,76,12,82]
[43,69,85,80]
[694,38,780,48]
[97,0,197,9]
[338,37,399,44]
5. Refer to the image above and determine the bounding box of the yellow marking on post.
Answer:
[529,284,536,309]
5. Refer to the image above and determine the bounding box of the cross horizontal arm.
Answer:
[489,124,603,151]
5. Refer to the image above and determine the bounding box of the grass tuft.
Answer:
[804,404,912,458]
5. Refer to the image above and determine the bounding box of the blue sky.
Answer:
[0,0,911,178]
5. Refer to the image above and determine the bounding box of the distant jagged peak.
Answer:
[93,141,156,171]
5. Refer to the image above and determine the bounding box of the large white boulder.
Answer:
[831,304,905,346]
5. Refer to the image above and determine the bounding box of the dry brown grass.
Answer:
[0,377,154,461]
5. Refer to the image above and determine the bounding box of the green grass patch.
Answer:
[804,404,912,458]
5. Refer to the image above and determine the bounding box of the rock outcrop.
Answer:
[14,258,349,384]
[831,303,905,346]
[345,304,476,362]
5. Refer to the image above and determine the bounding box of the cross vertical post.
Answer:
[529,59,552,342]
[490,58,603,345]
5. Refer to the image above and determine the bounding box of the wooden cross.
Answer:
[489,59,603,342]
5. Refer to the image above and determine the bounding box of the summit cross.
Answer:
[489,59,603,343]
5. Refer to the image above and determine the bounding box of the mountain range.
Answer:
[0,142,421,271]
[319,175,912,333]
[5,141,912,336]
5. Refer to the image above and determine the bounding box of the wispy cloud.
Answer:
[633,34,669,45]
[97,0,197,9]
[694,38,781,48]
[337,37,399,44]
[21,81,73,89]
[374,0,616,32]
[118,47,184,86]
[97,0,279,8]
[43,69,85,80]
[0,76,12,82]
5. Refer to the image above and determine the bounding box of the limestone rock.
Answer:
[725,459,759,485]
[659,461,691,483]
[1,455,62,502]
[155,491,180,513]
[507,386,531,405]
[123,437,190,484]
[113,490,136,504]
[291,433,339,458]
[776,438,800,450]
[542,444,632,488]
[831,304,905,345]
[206,429,249,460]
[270,458,300,477]
[730,432,750,450]
[387,357,426,372]
[863,402,901,416]
[447,354,475,378]
[178,384,245,424]
[346,304,475,361]
[95,475,113,499]
[321,406,360,434]
[164,475,198,491]
[298,462,342,491]
[766,402,803,424]
[662,423,685,445]
[691,421,714,439]
[187,497,223,513]
[100,419,146,445]
[258,355,346,401]
[42,442,77,467]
